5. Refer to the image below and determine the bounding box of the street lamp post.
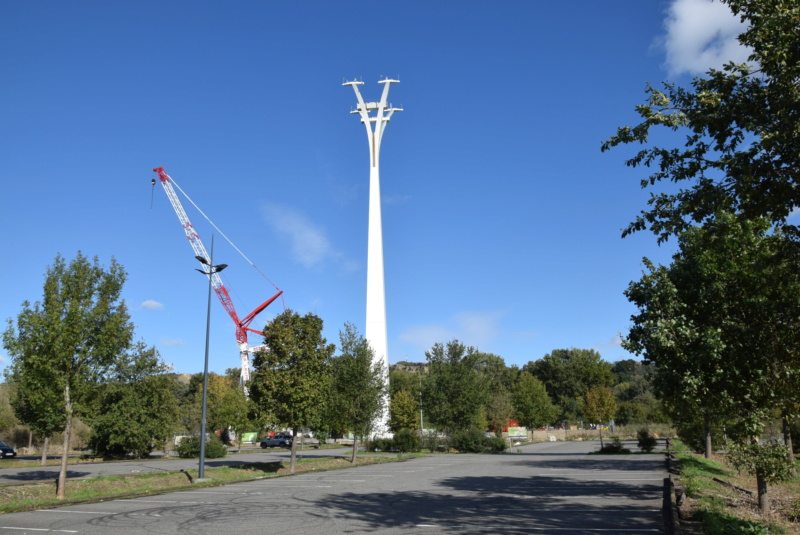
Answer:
[195,234,227,481]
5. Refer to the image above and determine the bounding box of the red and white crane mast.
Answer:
[153,166,282,384]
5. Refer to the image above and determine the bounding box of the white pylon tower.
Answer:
[344,78,402,437]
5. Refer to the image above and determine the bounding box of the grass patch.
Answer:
[675,451,800,534]
[0,456,106,469]
[0,455,402,514]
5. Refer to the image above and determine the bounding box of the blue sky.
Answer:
[1,1,752,376]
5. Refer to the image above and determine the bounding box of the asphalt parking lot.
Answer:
[0,441,668,534]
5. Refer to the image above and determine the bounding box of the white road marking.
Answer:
[40,510,112,515]
[0,526,79,533]
[1,529,79,533]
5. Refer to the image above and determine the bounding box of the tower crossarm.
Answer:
[344,79,402,167]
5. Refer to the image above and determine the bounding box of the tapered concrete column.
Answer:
[344,78,402,436]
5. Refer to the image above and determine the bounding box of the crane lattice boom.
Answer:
[153,166,282,383]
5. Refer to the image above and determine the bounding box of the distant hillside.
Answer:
[391,361,428,374]
[174,373,192,384]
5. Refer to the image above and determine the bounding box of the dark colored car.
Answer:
[0,441,16,459]
[260,433,293,448]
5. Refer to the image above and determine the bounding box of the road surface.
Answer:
[0,441,667,534]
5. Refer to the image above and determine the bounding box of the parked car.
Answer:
[260,433,293,448]
[0,441,16,459]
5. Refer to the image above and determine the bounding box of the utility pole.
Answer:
[344,78,402,436]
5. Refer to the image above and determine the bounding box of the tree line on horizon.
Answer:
[0,252,662,498]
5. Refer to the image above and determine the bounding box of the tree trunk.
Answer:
[599,426,604,449]
[755,465,769,513]
[288,427,297,474]
[40,436,49,466]
[351,436,359,463]
[704,419,712,459]
[57,384,73,500]
[782,414,797,479]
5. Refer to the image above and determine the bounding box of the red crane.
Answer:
[153,166,282,384]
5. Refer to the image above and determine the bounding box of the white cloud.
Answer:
[397,310,506,354]
[261,202,344,269]
[384,193,412,205]
[398,324,456,353]
[592,334,625,358]
[140,299,164,310]
[661,0,750,76]
[161,338,186,347]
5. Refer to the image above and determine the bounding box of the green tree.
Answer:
[217,385,252,451]
[329,323,387,462]
[2,253,134,499]
[624,252,734,459]
[525,348,613,423]
[389,367,424,398]
[624,214,800,511]
[249,309,334,473]
[88,342,180,458]
[0,383,19,436]
[389,389,420,432]
[484,390,514,434]
[583,387,618,448]
[4,357,66,464]
[422,340,490,434]
[511,372,558,431]
[603,1,800,242]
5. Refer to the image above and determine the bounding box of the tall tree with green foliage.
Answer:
[422,340,489,434]
[583,387,617,448]
[0,383,19,437]
[389,389,420,432]
[625,213,800,511]
[88,342,180,458]
[2,253,134,498]
[249,309,334,473]
[4,357,66,464]
[217,368,263,449]
[624,245,735,460]
[511,372,558,431]
[525,348,613,423]
[328,323,387,462]
[602,1,800,243]
[604,3,800,509]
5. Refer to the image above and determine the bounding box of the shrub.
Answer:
[637,428,658,453]
[727,440,793,486]
[485,436,508,453]
[175,435,227,459]
[598,437,631,454]
[452,428,487,453]
[393,428,421,453]
[452,428,507,453]
[421,433,442,452]
[366,437,393,452]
